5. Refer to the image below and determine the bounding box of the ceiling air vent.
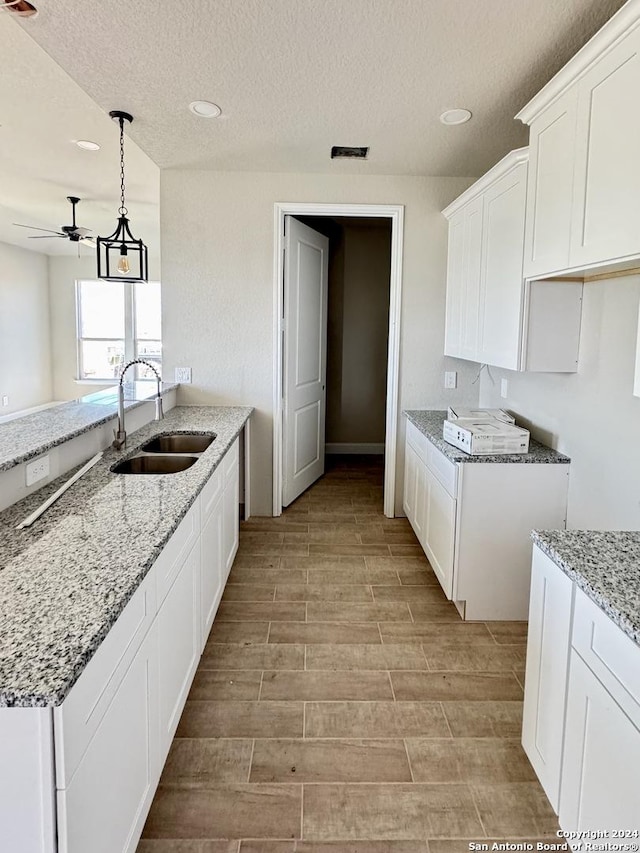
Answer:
[1,0,38,16]
[331,146,369,160]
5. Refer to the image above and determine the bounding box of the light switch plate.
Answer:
[444,371,457,389]
[1,395,8,407]
[500,378,509,399]
[26,455,50,486]
[175,367,192,384]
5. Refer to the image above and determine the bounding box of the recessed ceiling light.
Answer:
[75,140,101,151]
[189,100,222,119]
[1,0,38,18]
[440,108,472,126]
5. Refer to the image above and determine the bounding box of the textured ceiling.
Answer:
[11,0,627,178]
[0,13,159,256]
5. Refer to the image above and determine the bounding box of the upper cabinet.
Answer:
[443,149,583,372]
[517,3,640,279]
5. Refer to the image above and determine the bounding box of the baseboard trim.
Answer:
[325,442,385,455]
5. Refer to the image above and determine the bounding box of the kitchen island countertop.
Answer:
[0,405,252,708]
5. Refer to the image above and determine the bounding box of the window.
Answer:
[76,280,161,381]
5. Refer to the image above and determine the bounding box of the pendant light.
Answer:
[96,110,148,283]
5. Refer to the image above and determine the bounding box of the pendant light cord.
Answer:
[118,117,128,217]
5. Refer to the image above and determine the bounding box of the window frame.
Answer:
[75,280,161,382]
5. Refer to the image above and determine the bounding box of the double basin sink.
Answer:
[112,433,216,475]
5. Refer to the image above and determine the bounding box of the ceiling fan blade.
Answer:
[13,223,67,235]
[80,237,97,248]
[28,235,68,239]
[70,227,92,238]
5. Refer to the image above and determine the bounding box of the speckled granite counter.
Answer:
[0,381,179,472]
[532,530,640,647]
[0,405,252,707]
[404,410,570,464]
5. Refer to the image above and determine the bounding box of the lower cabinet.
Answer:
[46,436,242,853]
[522,547,574,812]
[157,538,201,761]
[403,419,569,620]
[56,623,160,853]
[524,546,640,830]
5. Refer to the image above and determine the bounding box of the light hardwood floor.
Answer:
[138,456,563,852]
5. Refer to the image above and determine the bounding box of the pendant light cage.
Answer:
[97,110,149,283]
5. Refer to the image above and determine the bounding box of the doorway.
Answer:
[272,203,405,518]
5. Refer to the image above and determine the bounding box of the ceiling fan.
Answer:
[13,196,97,247]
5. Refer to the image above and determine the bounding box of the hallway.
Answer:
[138,456,561,851]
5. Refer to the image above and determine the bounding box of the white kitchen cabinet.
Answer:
[522,547,574,813]
[403,418,569,620]
[443,148,583,372]
[560,653,640,831]
[523,548,640,833]
[157,538,201,762]
[222,437,240,580]
[56,623,160,853]
[522,90,578,279]
[517,3,640,278]
[201,496,224,644]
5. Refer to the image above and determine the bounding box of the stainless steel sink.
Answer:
[112,454,199,475]
[140,433,216,454]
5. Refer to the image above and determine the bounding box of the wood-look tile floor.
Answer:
[138,456,563,853]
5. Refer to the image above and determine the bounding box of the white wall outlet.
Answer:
[1,395,8,407]
[444,371,457,389]
[26,454,50,487]
[175,367,192,384]
[500,378,509,399]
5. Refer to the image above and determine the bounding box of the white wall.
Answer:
[480,275,640,530]
[0,241,52,415]
[161,170,480,515]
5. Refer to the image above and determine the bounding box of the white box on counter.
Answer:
[443,418,530,455]
[447,406,515,424]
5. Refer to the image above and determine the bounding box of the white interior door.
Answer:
[283,216,329,506]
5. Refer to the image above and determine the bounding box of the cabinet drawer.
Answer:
[223,437,239,480]
[572,588,640,725]
[200,465,223,523]
[406,421,428,464]
[53,573,156,790]
[426,442,458,498]
[153,499,200,605]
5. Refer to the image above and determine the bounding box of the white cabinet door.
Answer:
[201,493,224,645]
[222,464,240,581]
[570,27,640,269]
[523,89,578,278]
[559,652,640,831]
[460,197,483,361]
[157,540,201,763]
[423,466,456,599]
[403,440,418,527]
[479,161,527,370]
[444,209,466,358]
[57,624,160,853]
[522,546,574,813]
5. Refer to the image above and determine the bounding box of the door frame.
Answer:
[272,202,405,518]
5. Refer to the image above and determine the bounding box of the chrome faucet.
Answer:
[112,359,164,450]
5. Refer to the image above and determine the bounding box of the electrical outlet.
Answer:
[26,454,50,487]
[1,395,8,407]
[175,367,192,384]
[444,371,457,389]
[500,378,509,399]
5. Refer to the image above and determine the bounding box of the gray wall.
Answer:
[480,274,640,530]
[160,170,481,515]
[0,241,52,415]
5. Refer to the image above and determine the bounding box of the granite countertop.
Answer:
[532,529,640,647]
[0,405,252,708]
[404,410,570,464]
[0,381,179,473]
